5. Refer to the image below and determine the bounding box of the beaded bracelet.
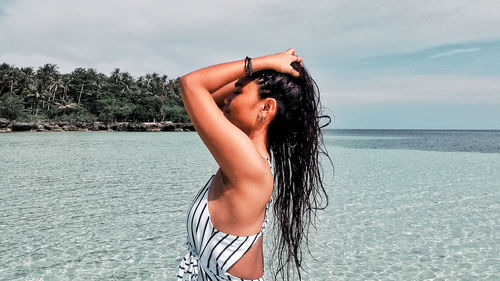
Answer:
[244,56,253,76]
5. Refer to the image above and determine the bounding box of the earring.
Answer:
[258,112,267,122]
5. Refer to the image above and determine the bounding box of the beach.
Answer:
[0,119,195,133]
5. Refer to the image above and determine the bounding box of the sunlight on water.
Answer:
[1,131,499,280]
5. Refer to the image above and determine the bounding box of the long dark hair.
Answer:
[251,62,333,280]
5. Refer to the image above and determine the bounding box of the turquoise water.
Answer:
[1,131,499,280]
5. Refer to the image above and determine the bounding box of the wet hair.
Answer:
[250,62,333,280]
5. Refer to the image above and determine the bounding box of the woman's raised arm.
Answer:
[211,80,237,109]
[179,49,301,184]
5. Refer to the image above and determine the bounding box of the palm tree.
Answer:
[19,67,38,115]
[59,75,72,103]
[110,68,120,83]
[4,67,20,93]
[54,100,78,115]
[36,64,59,111]
[0,63,12,95]
[119,71,134,93]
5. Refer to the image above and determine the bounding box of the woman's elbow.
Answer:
[179,75,192,98]
[179,75,189,89]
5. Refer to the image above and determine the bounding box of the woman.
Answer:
[177,49,331,281]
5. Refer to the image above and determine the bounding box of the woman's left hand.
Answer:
[262,48,303,77]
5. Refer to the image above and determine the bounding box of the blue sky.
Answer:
[1,0,499,129]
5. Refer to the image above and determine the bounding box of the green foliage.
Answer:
[55,106,96,122]
[161,105,189,123]
[0,92,27,121]
[0,63,189,123]
[16,112,50,122]
[97,97,135,122]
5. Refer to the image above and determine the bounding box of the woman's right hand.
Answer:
[262,48,303,77]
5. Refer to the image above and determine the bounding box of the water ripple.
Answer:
[1,131,499,280]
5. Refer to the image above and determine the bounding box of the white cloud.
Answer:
[2,0,500,111]
[1,0,500,76]
[427,48,481,60]
[324,75,500,105]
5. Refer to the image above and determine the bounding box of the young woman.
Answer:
[177,49,331,281]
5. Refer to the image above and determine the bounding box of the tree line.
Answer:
[0,63,189,123]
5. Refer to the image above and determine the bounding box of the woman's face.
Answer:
[223,79,263,135]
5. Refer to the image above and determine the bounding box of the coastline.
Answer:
[0,119,195,133]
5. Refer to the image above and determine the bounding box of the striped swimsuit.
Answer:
[178,155,273,281]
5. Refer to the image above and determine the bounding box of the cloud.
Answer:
[426,48,481,60]
[2,0,500,129]
[1,0,500,77]
[324,75,500,105]
[326,40,500,77]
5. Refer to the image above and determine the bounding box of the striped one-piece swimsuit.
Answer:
[178,155,273,281]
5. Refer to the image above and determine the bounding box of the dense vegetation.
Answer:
[0,63,189,123]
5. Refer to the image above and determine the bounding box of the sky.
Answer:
[1,0,499,129]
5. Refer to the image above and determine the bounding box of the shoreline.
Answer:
[0,119,195,133]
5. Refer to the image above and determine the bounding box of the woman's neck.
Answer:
[250,130,270,158]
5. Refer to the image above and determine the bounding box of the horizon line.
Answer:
[325,128,500,131]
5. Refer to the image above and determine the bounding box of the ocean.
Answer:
[0,130,499,280]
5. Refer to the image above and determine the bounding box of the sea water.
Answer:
[0,130,499,280]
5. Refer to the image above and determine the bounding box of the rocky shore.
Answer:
[0,118,195,133]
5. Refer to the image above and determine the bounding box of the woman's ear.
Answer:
[262,98,278,123]
[264,98,277,113]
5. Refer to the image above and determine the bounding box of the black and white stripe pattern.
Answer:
[178,155,273,281]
